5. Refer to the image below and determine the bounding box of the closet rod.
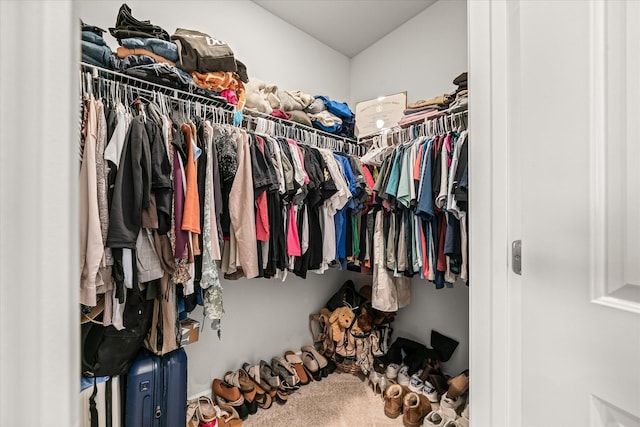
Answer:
[358,108,468,146]
[243,109,364,156]
[243,108,358,145]
[80,62,234,110]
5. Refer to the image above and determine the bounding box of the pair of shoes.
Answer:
[196,395,242,427]
[271,357,301,391]
[284,351,310,385]
[423,407,458,426]
[301,345,329,381]
[402,392,432,427]
[224,370,258,415]
[241,362,273,409]
[259,360,287,405]
[212,378,249,420]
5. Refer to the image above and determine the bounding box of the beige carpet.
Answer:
[243,371,405,427]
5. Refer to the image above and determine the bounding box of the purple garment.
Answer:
[173,149,188,259]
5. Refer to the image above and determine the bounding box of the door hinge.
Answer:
[512,240,522,275]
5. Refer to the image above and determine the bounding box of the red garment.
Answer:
[271,109,291,120]
[362,166,375,206]
[220,89,238,106]
[287,204,301,256]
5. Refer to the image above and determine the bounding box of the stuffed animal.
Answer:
[328,306,355,343]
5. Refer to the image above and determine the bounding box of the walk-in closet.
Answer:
[5,1,633,426]
[74,1,470,425]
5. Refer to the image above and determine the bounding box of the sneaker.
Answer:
[461,400,469,419]
[386,363,400,380]
[408,374,424,393]
[397,365,410,387]
[423,408,457,427]
[440,392,463,413]
[422,380,439,403]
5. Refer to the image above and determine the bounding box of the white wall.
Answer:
[350,0,470,375]
[350,0,468,107]
[77,0,351,103]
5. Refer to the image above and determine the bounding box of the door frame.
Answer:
[0,1,79,426]
[468,1,520,426]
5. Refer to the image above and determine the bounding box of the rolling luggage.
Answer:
[125,348,187,427]
[80,376,122,427]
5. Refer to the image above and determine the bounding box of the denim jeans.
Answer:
[120,37,178,62]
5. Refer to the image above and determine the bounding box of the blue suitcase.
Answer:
[125,348,187,427]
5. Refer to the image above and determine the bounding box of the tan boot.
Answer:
[402,392,432,427]
[384,384,406,418]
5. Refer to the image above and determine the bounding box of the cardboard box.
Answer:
[180,318,200,346]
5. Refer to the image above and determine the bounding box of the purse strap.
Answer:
[89,378,98,427]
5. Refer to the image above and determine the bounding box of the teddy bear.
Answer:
[328,306,355,343]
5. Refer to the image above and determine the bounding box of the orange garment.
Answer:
[181,124,201,234]
[190,71,246,110]
[116,47,176,66]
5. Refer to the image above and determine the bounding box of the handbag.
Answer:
[325,280,366,312]
[81,286,153,377]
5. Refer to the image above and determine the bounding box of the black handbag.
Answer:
[325,280,366,312]
[81,287,153,377]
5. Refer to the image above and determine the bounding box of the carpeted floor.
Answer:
[243,371,405,427]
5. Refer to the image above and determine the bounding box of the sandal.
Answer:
[224,370,257,415]
[284,351,310,385]
[271,357,300,389]
[196,396,218,427]
[212,379,249,421]
[240,363,272,409]
[214,400,243,427]
[259,360,282,389]
[301,345,328,369]
[301,350,322,381]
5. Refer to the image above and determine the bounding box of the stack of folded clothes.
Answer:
[397,71,468,128]
[398,93,452,128]
[172,28,249,109]
[445,72,468,114]
[306,95,355,138]
[81,21,113,69]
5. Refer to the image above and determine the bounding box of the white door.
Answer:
[470,1,640,426]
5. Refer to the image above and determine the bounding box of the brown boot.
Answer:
[384,384,406,419]
[447,372,469,399]
[402,392,432,427]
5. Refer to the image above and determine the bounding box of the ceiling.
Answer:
[251,0,437,58]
